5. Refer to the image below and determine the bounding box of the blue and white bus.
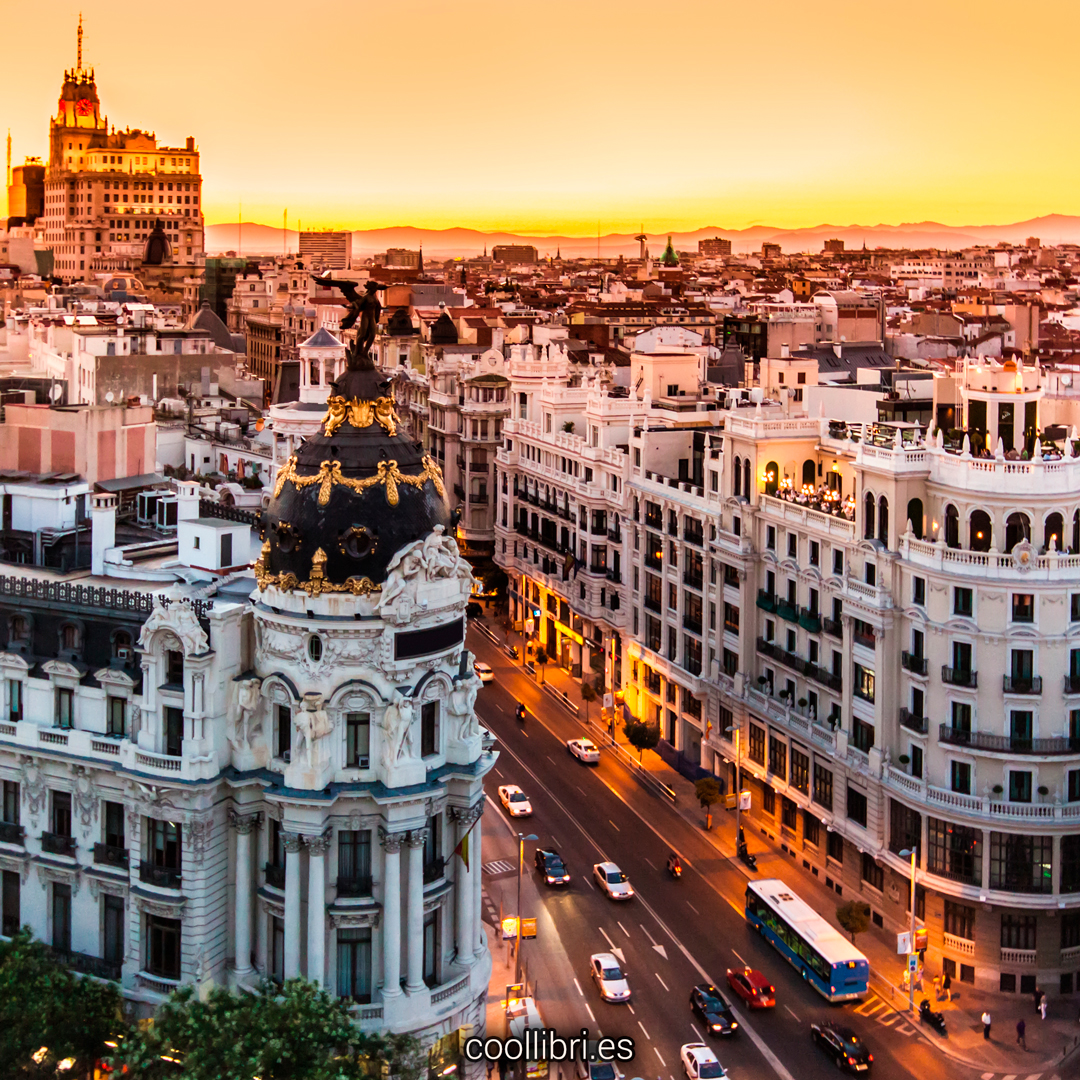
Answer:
[745,879,870,1002]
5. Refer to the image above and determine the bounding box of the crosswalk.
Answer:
[979,1073,1052,1080]
[482,859,516,875]
[851,991,917,1036]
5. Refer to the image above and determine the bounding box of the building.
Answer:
[0,349,493,1069]
[41,21,205,282]
[491,245,538,265]
[7,160,45,223]
[762,242,782,259]
[298,231,353,270]
[824,239,845,254]
[699,237,732,258]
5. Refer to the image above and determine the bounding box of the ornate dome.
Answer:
[255,350,450,594]
[143,220,171,266]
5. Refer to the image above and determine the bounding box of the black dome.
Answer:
[257,358,450,593]
[143,221,171,266]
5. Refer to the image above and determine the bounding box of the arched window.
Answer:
[945,504,960,549]
[1073,509,1080,554]
[863,492,876,540]
[1005,512,1031,553]
[969,510,992,552]
[1044,512,1064,552]
[802,459,816,486]
[764,461,779,497]
[9,616,28,646]
[733,456,742,498]
[61,624,79,651]
[743,460,751,499]
[906,498,924,540]
[877,496,889,545]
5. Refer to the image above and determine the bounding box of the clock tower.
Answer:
[49,14,106,169]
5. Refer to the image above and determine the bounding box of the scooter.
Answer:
[515,703,527,722]
[918,998,947,1035]
[667,856,683,879]
[736,843,758,871]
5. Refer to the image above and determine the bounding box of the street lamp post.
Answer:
[900,846,917,1014]
[515,832,538,984]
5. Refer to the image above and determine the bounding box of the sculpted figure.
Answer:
[233,677,263,748]
[381,690,416,768]
[295,694,333,769]
[449,676,480,741]
[378,544,425,611]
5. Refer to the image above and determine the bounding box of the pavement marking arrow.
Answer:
[599,925,625,962]
[639,922,669,960]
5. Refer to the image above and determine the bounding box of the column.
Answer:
[304,833,329,985]
[283,832,303,979]
[471,809,485,958]
[380,829,403,998]
[453,806,480,967]
[229,811,261,977]
[406,828,427,993]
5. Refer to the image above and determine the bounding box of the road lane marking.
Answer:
[627,1003,635,1014]
[585,876,594,888]
[653,1048,666,1067]
[638,1020,650,1040]
[785,1005,800,1021]
[574,977,584,996]
[656,972,670,992]
[687,901,699,914]
[546,756,556,765]
[599,926,625,962]
[645,857,657,870]
[732,950,748,966]
[551,836,560,847]
[577,786,588,796]
[617,921,630,936]
[585,1003,596,1023]
[691,1023,704,1041]
[609,819,620,831]
[640,923,669,960]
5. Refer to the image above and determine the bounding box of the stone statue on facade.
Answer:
[139,590,208,656]
[294,693,333,769]
[232,677,263,749]
[315,273,386,364]
[448,675,481,742]
[381,690,416,769]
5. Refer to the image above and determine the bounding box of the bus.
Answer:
[744,879,869,1002]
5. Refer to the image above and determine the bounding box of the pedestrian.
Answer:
[942,970,952,1002]
[914,965,924,993]
[1017,1018,1027,1049]
[1040,997,1048,1020]
[1035,986,1045,1014]
[982,1010,992,1040]
[933,975,941,1002]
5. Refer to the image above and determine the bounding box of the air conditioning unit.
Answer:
[282,751,291,764]
[358,756,369,769]
[116,646,132,661]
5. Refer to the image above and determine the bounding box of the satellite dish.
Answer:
[105,391,115,403]
[1062,374,1072,387]
[49,384,62,402]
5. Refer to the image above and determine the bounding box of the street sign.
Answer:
[521,918,537,939]
[738,790,752,811]
[908,953,918,972]
[897,931,911,954]
[501,917,518,940]
[525,620,535,635]
[603,693,614,709]
[914,927,928,951]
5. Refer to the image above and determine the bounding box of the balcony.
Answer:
[423,856,445,884]
[336,875,373,897]
[683,572,704,590]
[606,568,622,583]
[777,599,799,622]
[683,529,704,548]
[644,596,662,613]
[1003,675,1042,695]
[0,821,24,846]
[1066,675,1080,694]
[901,652,928,676]
[756,590,777,612]
[939,724,1080,755]
[41,832,76,857]
[139,861,181,888]
[822,617,842,638]
[899,708,928,735]
[798,608,821,633]
[265,863,285,889]
[942,666,978,688]
[683,616,703,635]
[51,947,121,982]
[607,528,622,543]
[645,513,662,530]
[852,628,876,649]
[93,842,129,869]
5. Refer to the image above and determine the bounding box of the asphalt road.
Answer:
[472,629,973,1080]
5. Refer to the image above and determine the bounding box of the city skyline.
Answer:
[6,1,1080,234]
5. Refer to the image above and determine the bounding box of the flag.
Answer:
[453,817,479,871]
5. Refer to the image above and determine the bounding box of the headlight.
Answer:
[546,876,555,883]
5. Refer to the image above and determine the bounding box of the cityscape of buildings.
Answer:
[7,14,1080,1080]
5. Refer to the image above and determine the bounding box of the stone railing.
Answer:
[943,933,975,958]
[901,534,1080,581]
[0,577,212,623]
[759,495,856,540]
[1000,948,1037,965]
[199,499,259,526]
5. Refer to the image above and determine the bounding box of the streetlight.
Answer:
[515,832,538,984]
[899,847,918,1014]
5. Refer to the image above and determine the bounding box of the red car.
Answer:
[725,967,775,1009]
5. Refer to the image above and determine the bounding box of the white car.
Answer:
[474,662,494,683]
[567,737,600,763]
[590,952,631,1002]
[680,1043,726,1080]
[592,861,634,900]
[498,784,533,817]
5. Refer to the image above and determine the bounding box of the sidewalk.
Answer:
[469,620,1080,1076]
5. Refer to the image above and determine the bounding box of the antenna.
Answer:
[238,201,242,257]
[77,13,83,71]
[5,130,10,189]
[284,208,287,257]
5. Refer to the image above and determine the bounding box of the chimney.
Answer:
[91,492,117,575]
[780,342,790,360]
[176,480,200,521]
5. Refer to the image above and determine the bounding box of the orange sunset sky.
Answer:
[3,1,1080,235]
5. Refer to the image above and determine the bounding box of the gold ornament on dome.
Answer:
[322,395,399,438]
[272,454,446,507]
[251,540,380,597]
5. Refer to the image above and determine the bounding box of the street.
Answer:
[472,628,985,1080]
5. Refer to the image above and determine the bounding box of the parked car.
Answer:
[567,737,600,763]
[534,848,571,885]
[679,1043,726,1080]
[725,967,775,1009]
[498,784,533,817]
[690,983,739,1036]
[592,861,634,900]
[810,1023,873,1073]
[590,952,631,1002]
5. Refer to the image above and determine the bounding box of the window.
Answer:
[2,781,18,825]
[768,735,787,779]
[762,784,776,815]
[852,718,874,753]
[165,649,184,686]
[766,526,776,551]
[944,899,976,942]
[950,760,971,795]
[951,701,972,733]
[56,687,74,729]
[928,818,981,885]
[1062,835,1080,893]
[52,791,72,838]
[953,587,973,617]
[104,801,125,849]
[989,832,1052,893]
[861,853,884,892]
[345,713,370,768]
[276,704,291,759]
[787,533,797,559]
[421,701,439,758]
[781,796,798,831]
[422,910,439,987]
[833,549,843,575]
[853,665,875,703]
[337,830,372,893]
[146,915,181,979]
[337,927,372,1001]
[1001,913,1037,951]
[1072,594,1080,623]
[790,746,809,794]
[827,830,844,864]
[103,894,124,965]
[1,869,19,936]
[164,706,184,757]
[147,819,182,871]
[803,812,820,846]
[813,764,833,810]
[809,540,819,566]
[847,786,868,827]
[748,723,765,766]
[107,696,126,736]
[308,635,322,662]
[912,576,925,606]
[1009,770,1032,803]
[1012,594,1034,623]
[52,883,72,951]
[8,680,21,722]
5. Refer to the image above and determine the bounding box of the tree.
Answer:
[0,928,127,1078]
[579,680,598,723]
[108,978,424,1080]
[482,567,509,613]
[624,720,660,761]
[534,646,549,683]
[836,900,871,944]
[695,777,723,831]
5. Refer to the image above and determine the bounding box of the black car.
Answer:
[534,848,571,886]
[810,1023,872,1073]
[690,983,739,1036]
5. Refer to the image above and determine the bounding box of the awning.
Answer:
[94,472,166,493]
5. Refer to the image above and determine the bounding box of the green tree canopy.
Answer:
[836,900,871,944]
[624,720,660,760]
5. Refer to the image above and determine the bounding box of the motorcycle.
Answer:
[666,855,682,879]
[505,644,519,660]
[515,704,526,722]
[736,843,758,871]
[918,998,946,1035]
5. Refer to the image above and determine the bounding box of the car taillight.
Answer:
[847,1057,855,1065]
[868,1055,873,1062]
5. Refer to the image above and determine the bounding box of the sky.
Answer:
[3,0,1080,234]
